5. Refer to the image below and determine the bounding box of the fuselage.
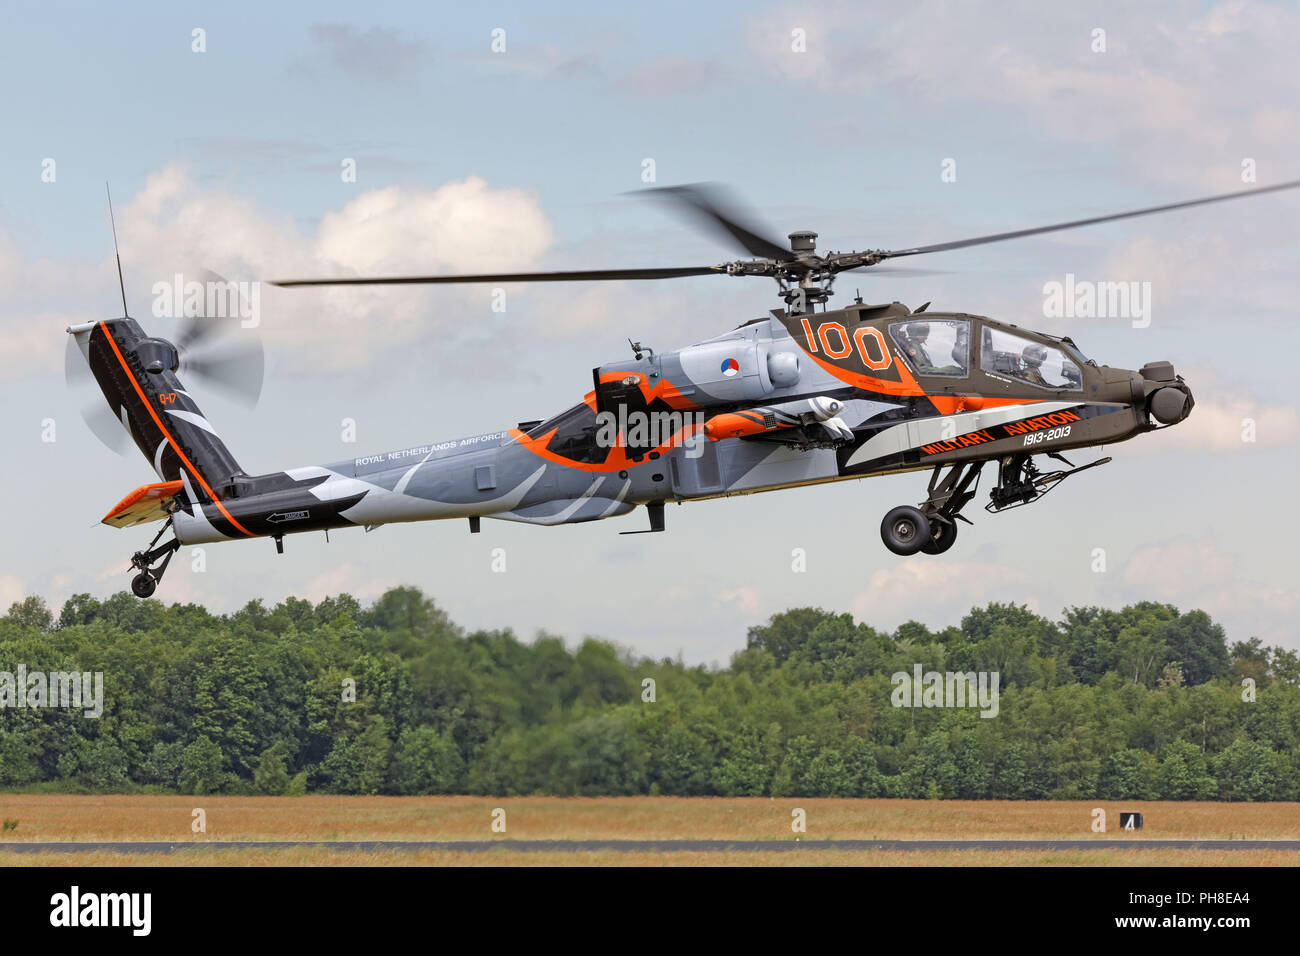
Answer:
[169,301,1192,545]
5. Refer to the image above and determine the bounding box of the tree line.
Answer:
[0,588,1296,799]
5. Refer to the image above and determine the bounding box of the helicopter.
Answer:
[68,179,1300,597]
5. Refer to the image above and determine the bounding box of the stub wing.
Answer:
[102,480,185,528]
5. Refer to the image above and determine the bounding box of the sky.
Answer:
[1,0,1297,661]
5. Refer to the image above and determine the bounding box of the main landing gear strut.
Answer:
[880,461,984,556]
[128,518,181,598]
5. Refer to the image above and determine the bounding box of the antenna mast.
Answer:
[106,182,129,317]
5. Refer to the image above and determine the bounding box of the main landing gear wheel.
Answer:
[881,505,931,556]
[920,519,958,555]
[131,572,157,598]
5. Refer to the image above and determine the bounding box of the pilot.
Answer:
[951,325,969,373]
[904,322,937,372]
[1021,344,1050,386]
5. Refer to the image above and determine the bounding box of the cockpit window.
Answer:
[980,327,1082,389]
[526,402,603,463]
[889,319,969,376]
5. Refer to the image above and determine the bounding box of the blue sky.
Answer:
[2,0,1298,657]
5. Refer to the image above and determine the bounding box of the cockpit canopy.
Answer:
[889,316,1083,390]
[980,325,1082,389]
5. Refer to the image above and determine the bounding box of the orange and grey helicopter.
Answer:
[68,180,1299,596]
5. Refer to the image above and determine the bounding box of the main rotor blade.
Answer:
[881,179,1300,260]
[840,265,952,277]
[271,266,724,287]
[635,183,797,262]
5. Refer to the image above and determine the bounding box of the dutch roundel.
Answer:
[720,358,740,377]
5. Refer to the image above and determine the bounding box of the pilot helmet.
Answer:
[1022,344,1048,368]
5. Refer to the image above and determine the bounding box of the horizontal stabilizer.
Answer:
[102,480,184,528]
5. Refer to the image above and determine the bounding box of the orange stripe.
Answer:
[597,371,698,410]
[927,395,1035,414]
[804,349,925,396]
[508,423,706,473]
[98,322,255,537]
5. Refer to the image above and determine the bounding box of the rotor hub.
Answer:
[788,230,818,254]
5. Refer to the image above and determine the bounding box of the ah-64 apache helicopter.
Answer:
[68,180,1299,597]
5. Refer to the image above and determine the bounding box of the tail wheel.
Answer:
[881,506,931,556]
[131,572,157,599]
[921,519,958,555]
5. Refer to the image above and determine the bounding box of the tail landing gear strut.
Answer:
[128,519,181,598]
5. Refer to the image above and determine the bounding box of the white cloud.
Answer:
[313,178,553,275]
[615,56,730,95]
[1142,393,1300,452]
[717,585,762,617]
[1122,362,1300,453]
[0,166,560,378]
[303,23,427,85]
[747,1,1300,185]
[294,561,400,604]
[1121,537,1299,644]
[850,558,1032,631]
[0,574,25,611]
[460,46,600,79]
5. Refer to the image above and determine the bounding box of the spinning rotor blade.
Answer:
[172,269,266,408]
[271,266,724,287]
[270,178,1300,292]
[174,270,251,350]
[841,265,952,277]
[181,345,265,408]
[634,183,797,262]
[879,179,1300,261]
[80,400,132,454]
[65,333,131,454]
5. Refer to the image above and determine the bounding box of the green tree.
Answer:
[139,741,185,788]
[319,714,391,795]
[1155,741,1216,800]
[178,736,225,795]
[387,726,464,795]
[802,747,852,796]
[746,608,840,665]
[713,726,769,796]
[1099,749,1156,800]
[1161,611,1230,685]
[4,596,53,631]
[1214,739,1293,801]
[253,741,291,795]
[0,729,42,787]
[649,724,716,795]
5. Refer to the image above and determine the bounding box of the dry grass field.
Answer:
[1,847,1296,866]
[0,795,1296,842]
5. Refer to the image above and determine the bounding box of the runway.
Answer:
[4,839,1299,854]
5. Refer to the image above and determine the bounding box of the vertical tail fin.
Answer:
[68,317,248,505]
